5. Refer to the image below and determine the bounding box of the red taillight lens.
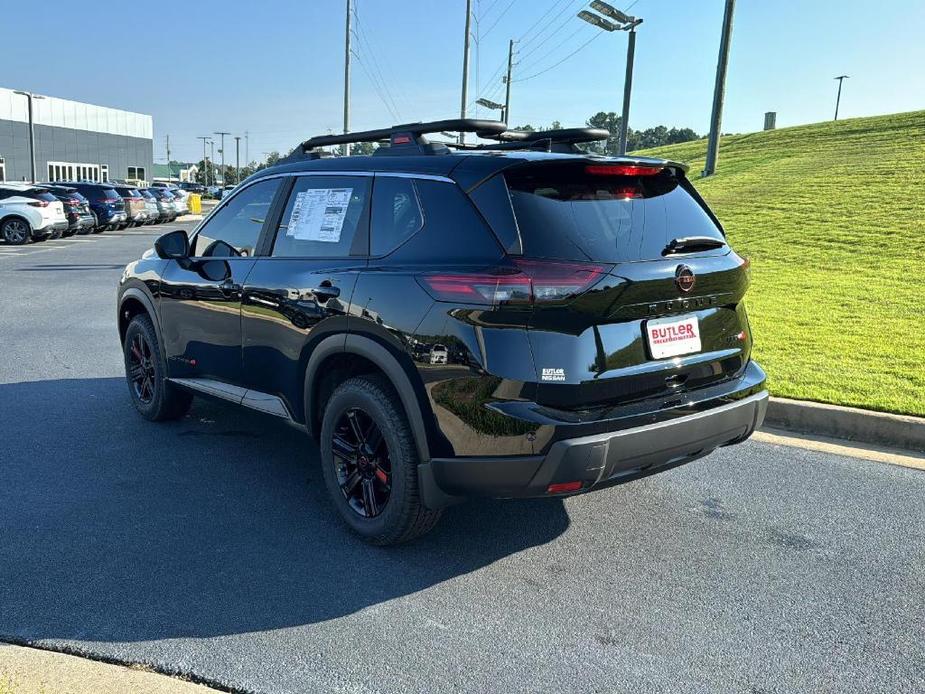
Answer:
[27,200,49,207]
[547,481,583,494]
[417,259,609,306]
[585,164,663,176]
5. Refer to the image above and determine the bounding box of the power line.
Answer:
[352,2,405,120]
[352,50,401,122]
[481,0,517,39]
[517,0,583,54]
[516,21,587,73]
[517,0,570,47]
[515,29,605,82]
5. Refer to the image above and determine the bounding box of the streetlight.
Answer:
[476,97,506,121]
[833,75,849,121]
[12,90,45,183]
[577,2,642,156]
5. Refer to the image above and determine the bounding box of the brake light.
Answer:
[417,259,609,306]
[585,164,663,176]
[27,200,49,207]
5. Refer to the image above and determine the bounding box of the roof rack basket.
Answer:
[296,119,507,157]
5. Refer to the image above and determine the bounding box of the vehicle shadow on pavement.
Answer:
[0,378,570,643]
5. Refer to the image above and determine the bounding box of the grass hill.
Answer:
[637,110,925,416]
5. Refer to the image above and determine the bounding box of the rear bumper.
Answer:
[429,369,767,501]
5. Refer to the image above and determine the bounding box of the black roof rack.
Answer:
[295,118,507,157]
[467,127,610,153]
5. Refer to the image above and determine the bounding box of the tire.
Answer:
[320,376,442,545]
[123,314,192,421]
[1,218,31,245]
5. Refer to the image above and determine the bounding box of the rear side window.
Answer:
[506,163,724,263]
[271,175,370,258]
[370,176,423,256]
[382,179,503,263]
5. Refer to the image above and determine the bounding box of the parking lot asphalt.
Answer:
[1,227,923,694]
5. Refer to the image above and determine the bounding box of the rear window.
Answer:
[97,188,121,201]
[505,163,724,262]
[27,190,58,202]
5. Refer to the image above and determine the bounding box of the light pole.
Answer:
[234,136,241,184]
[196,136,210,185]
[214,131,230,185]
[578,2,642,156]
[703,0,736,177]
[12,90,45,183]
[209,140,215,185]
[833,75,849,121]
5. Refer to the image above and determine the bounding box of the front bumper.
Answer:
[429,367,768,500]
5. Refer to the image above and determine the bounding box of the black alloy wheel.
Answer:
[128,332,157,404]
[332,407,392,518]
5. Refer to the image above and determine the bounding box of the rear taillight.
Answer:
[417,259,610,306]
[27,200,49,207]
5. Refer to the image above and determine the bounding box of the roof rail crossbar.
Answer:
[298,119,507,156]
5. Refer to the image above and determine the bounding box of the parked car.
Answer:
[108,184,150,228]
[138,189,161,225]
[167,187,190,215]
[61,182,128,232]
[429,344,448,365]
[178,182,205,194]
[219,185,236,199]
[117,120,767,545]
[0,183,68,243]
[148,188,179,222]
[38,184,96,236]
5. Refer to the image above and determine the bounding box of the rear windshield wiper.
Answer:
[663,236,726,256]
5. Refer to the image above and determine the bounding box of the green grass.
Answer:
[637,110,925,416]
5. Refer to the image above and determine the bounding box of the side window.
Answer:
[271,176,370,258]
[370,176,423,256]
[193,177,281,257]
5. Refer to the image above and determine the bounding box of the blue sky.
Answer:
[4,0,923,164]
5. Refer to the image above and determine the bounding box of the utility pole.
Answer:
[703,0,736,177]
[196,136,209,185]
[833,75,849,120]
[12,91,44,183]
[234,136,241,184]
[214,131,230,186]
[343,0,352,156]
[245,131,249,166]
[459,0,473,144]
[166,135,171,182]
[503,39,515,124]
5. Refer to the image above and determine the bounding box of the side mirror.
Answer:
[154,230,190,259]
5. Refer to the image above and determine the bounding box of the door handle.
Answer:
[313,281,341,302]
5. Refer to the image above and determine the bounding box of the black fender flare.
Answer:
[304,333,462,510]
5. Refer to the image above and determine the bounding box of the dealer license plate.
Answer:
[646,315,701,359]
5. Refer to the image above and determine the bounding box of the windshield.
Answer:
[505,163,725,263]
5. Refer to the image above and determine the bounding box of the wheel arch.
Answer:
[304,333,433,464]
[118,287,165,361]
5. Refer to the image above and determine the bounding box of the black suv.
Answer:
[118,120,767,544]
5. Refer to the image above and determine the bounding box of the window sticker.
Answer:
[287,188,353,242]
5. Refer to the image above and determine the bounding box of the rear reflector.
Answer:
[547,481,583,494]
[585,164,663,176]
[417,259,609,306]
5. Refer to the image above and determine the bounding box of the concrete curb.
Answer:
[175,214,203,223]
[764,397,925,454]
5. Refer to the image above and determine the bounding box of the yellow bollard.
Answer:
[189,193,202,215]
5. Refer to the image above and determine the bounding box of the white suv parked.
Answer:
[0,183,68,244]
